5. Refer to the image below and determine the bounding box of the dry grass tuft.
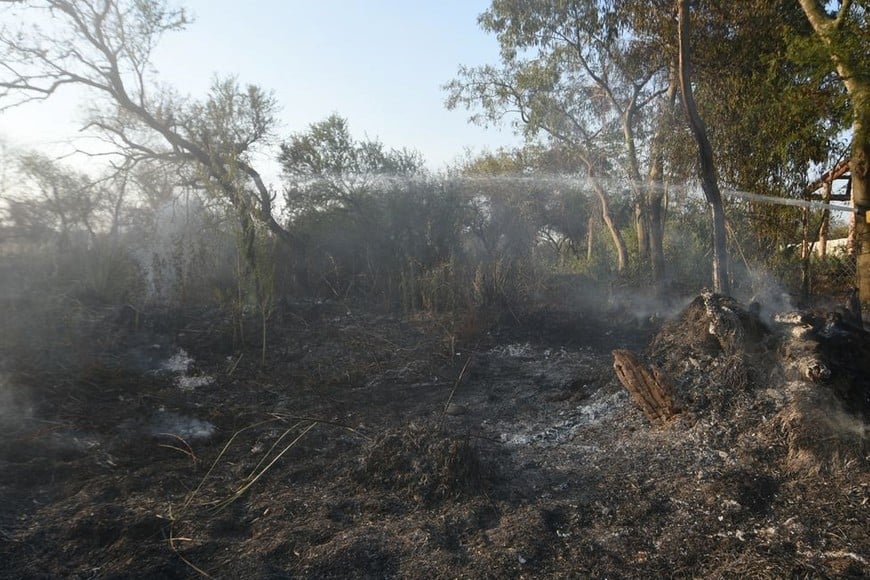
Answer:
[359,423,489,505]
[710,353,753,392]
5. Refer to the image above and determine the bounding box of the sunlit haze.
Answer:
[0,0,523,180]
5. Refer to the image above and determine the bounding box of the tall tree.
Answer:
[445,0,680,275]
[0,0,294,265]
[797,0,870,304]
[277,115,432,299]
[687,0,844,256]
[677,0,730,294]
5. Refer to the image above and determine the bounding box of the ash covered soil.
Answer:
[1,296,868,579]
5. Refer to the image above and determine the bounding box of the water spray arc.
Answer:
[722,188,857,214]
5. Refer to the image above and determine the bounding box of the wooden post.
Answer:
[801,203,811,298]
[818,181,832,258]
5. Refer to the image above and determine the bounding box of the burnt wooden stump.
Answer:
[613,349,681,426]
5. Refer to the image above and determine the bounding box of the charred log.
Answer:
[613,349,681,427]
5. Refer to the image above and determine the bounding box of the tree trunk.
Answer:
[852,115,870,306]
[613,349,681,427]
[587,214,596,262]
[801,205,811,298]
[648,193,666,283]
[591,177,628,272]
[798,0,870,306]
[646,62,678,289]
[677,0,731,295]
[635,199,650,266]
[621,108,650,271]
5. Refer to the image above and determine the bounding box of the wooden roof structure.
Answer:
[806,159,852,202]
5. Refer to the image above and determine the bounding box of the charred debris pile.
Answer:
[614,291,868,476]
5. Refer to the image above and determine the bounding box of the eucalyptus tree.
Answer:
[677,0,730,294]
[796,0,870,303]
[681,0,845,261]
[671,0,831,294]
[0,0,295,269]
[445,0,679,278]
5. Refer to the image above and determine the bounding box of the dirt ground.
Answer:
[0,295,868,579]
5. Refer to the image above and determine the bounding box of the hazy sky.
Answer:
[0,0,523,180]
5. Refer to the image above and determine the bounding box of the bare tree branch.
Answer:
[0,0,296,254]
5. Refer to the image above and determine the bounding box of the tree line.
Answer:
[0,0,866,316]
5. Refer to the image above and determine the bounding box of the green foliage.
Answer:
[445,0,668,162]
[446,1,687,279]
[279,115,425,215]
[0,1,294,257]
[693,1,846,192]
[456,147,599,262]
[445,0,863,291]
[182,77,280,172]
[288,178,468,307]
[810,252,858,296]
[662,196,714,295]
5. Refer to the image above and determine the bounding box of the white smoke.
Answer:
[133,195,222,304]
[743,268,795,322]
[0,374,32,433]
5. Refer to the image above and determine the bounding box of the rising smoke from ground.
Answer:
[0,375,32,433]
[0,171,846,347]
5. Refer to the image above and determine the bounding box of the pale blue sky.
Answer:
[0,1,523,179]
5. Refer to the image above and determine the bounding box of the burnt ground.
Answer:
[0,297,868,579]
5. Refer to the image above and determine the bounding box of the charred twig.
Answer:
[226,353,243,376]
[440,355,473,427]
